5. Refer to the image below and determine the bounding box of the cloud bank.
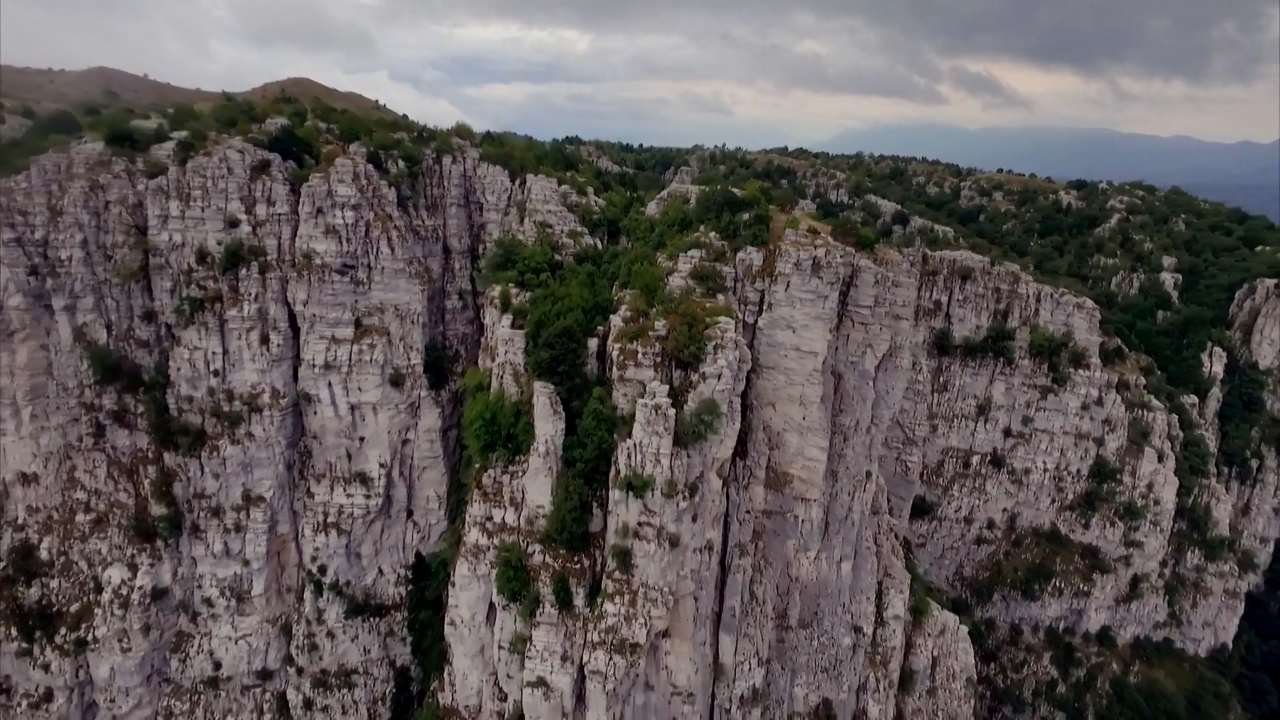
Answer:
[2,0,1277,146]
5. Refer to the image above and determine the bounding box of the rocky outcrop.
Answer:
[2,144,1276,720]
[897,603,977,720]
[645,183,703,217]
[862,194,957,239]
[0,142,593,719]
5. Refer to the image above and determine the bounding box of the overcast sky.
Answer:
[2,0,1278,147]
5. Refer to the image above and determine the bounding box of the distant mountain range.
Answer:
[0,65,399,120]
[823,124,1280,220]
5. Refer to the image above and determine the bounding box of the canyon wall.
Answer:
[2,144,1276,719]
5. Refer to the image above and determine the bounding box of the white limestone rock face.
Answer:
[439,257,592,720]
[862,194,956,239]
[1232,279,1280,372]
[897,604,977,720]
[4,142,1277,720]
[645,184,703,217]
[664,166,698,186]
[514,174,598,251]
[479,286,529,398]
[0,143,523,719]
[439,382,568,720]
[715,239,919,719]
[582,315,750,719]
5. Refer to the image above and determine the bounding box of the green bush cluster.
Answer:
[689,186,771,249]
[689,263,727,294]
[970,526,1112,603]
[544,388,617,552]
[619,471,655,498]
[675,398,722,448]
[1217,356,1274,483]
[460,371,533,465]
[1171,428,1238,562]
[932,322,1017,364]
[664,299,712,371]
[480,237,563,290]
[84,343,206,459]
[1027,325,1089,386]
[609,544,634,576]
[1072,456,1123,516]
[493,542,531,605]
[551,571,574,611]
[217,240,268,276]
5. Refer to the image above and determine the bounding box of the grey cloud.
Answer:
[944,66,1031,110]
[422,30,951,106]
[228,0,377,57]
[678,90,733,117]
[388,0,1280,86]
[469,88,792,146]
[850,0,1280,84]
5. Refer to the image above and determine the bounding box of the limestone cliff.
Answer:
[2,143,1276,720]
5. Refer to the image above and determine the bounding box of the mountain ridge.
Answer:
[0,64,398,119]
[823,123,1280,219]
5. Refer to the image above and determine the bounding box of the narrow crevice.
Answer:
[708,270,769,718]
[278,185,308,640]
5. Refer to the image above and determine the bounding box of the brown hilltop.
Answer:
[0,65,398,118]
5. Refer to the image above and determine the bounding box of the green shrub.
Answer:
[493,542,531,605]
[144,159,169,179]
[461,371,533,464]
[545,389,617,552]
[959,322,1017,364]
[662,478,679,499]
[970,527,1111,603]
[675,398,722,447]
[4,538,44,586]
[176,294,211,325]
[1028,324,1088,386]
[551,571,574,611]
[619,471,655,498]
[664,300,711,371]
[931,326,956,356]
[217,240,267,275]
[1099,341,1128,366]
[1218,357,1271,483]
[691,185,770,248]
[909,495,936,519]
[899,667,917,695]
[174,138,199,167]
[388,368,406,390]
[610,544,634,576]
[529,318,586,389]
[288,167,313,190]
[102,124,147,151]
[518,589,541,621]
[84,343,148,393]
[909,585,932,624]
[1073,455,1123,516]
[29,109,82,138]
[689,263,727,294]
[480,237,562,290]
[1127,417,1152,447]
